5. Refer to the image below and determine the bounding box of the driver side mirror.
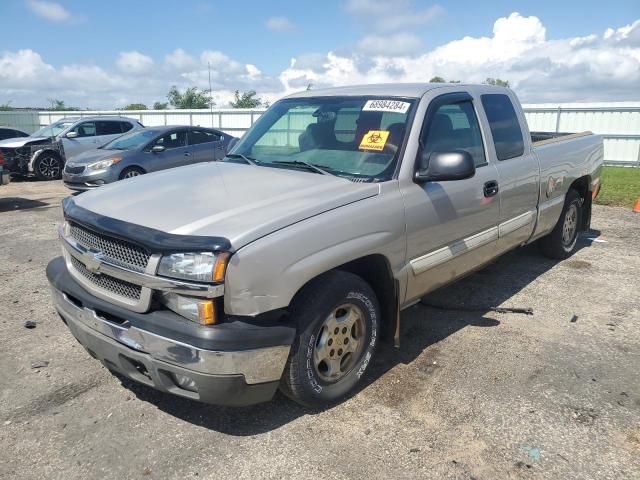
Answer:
[151,145,166,153]
[65,131,79,139]
[414,150,476,183]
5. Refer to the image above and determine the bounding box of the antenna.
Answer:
[208,62,214,125]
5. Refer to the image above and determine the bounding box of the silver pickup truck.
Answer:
[47,84,603,407]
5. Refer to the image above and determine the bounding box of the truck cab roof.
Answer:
[284,83,511,99]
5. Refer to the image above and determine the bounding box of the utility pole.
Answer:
[208,62,214,127]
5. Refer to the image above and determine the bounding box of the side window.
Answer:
[71,122,96,137]
[420,100,486,168]
[481,94,524,160]
[120,122,134,133]
[96,121,123,136]
[188,129,221,145]
[151,130,187,150]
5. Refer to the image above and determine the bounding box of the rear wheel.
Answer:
[119,167,145,180]
[539,189,582,259]
[34,152,62,180]
[280,271,380,407]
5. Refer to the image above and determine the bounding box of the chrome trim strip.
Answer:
[410,226,499,275]
[60,227,225,299]
[52,287,289,384]
[498,210,535,237]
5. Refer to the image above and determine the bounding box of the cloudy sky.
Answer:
[1,0,639,108]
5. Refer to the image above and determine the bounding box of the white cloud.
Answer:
[116,51,154,75]
[357,33,423,55]
[164,48,196,70]
[26,0,75,23]
[265,16,295,32]
[344,0,443,32]
[0,14,638,108]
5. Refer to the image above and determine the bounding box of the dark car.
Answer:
[0,127,29,141]
[62,126,236,191]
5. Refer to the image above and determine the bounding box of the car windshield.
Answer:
[31,121,75,138]
[228,96,417,181]
[101,129,157,150]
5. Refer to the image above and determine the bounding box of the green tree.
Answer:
[429,76,446,83]
[230,90,263,108]
[48,98,79,111]
[484,77,510,87]
[167,86,214,109]
[123,103,147,110]
[0,101,12,111]
[153,101,169,110]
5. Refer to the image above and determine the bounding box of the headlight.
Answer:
[157,252,230,283]
[87,156,122,171]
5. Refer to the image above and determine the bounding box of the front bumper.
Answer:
[63,168,116,191]
[47,257,294,406]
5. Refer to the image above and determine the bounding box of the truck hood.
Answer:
[0,137,49,148]
[73,161,379,249]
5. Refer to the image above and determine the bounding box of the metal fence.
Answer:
[2,102,639,166]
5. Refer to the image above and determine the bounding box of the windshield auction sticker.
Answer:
[359,130,390,151]
[363,99,410,114]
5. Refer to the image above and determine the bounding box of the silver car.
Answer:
[63,125,236,191]
[0,116,143,180]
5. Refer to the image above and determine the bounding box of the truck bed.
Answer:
[530,131,593,146]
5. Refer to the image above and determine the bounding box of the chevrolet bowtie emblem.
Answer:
[81,251,102,274]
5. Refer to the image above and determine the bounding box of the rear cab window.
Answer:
[480,94,525,160]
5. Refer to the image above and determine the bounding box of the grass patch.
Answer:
[595,166,640,208]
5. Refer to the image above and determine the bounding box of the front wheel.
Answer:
[119,167,145,180]
[34,153,62,180]
[280,271,381,407]
[539,189,582,259]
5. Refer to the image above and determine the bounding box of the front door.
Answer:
[62,121,99,159]
[401,92,500,303]
[145,129,190,172]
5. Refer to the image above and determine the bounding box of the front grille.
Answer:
[70,256,142,300]
[69,223,150,272]
[65,165,85,174]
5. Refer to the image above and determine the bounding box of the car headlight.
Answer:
[157,252,230,283]
[87,156,122,171]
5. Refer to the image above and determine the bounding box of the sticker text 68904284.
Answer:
[363,99,410,114]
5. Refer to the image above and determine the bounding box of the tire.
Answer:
[280,270,381,407]
[119,167,145,180]
[33,152,62,180]
[539,189,582,260]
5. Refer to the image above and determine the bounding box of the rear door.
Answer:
[402,91,501,302]
[63,121,98,159]
[478,91,539,251]
[187,128,224,162]
[144,129,190,171]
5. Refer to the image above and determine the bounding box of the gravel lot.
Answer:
[1,179,639,480]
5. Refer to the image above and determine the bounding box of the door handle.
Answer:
[184,152,191,156]
[484,180,499,197]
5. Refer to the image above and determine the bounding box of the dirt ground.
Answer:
[1,179,639,480]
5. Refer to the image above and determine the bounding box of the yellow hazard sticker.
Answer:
[359,130,390,151]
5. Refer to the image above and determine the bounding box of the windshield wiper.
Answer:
[225,153,260,166]
[272,160,336,176]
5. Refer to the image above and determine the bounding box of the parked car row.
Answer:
[0,117,236,189]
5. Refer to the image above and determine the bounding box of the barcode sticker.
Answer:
[363,100,410,114]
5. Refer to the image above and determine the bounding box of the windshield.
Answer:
[229,96,416,181]
[31,121,75,138]
[101,129,157,150]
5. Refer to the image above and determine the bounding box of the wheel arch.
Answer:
[289,254,400,346]
[568,175,592,231]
